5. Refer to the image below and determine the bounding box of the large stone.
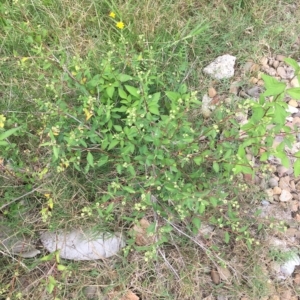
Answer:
[203,54,236,80]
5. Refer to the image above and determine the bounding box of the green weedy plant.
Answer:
[1,9,300,255]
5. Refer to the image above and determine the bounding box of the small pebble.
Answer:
[208,87,217,98]
[279,189,293,202]
[249,77,258,84]
[275,54,286,62]
[257,79,265,86]
[288,99,298,107]
[273,187,282,195]
[272,60,279,68]
[260,57,268,66]
[250,63,260,72]
[277,66,287,79]
[291,77,300,88]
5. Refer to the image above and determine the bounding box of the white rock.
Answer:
[286,105,299,114]
[40,229,125,260]
[279,189,293,202]
[203,54,236,80]
[202,94,214,107]
[280,253,300,277]
[291,77,300,88]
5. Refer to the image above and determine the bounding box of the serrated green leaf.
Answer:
[114,125,122,132]
[118,74,132,82]
[123,186,136,193]
[125,85,139,97]
[53,146,59,160]
[199,202,205,214]
[284,58,300,72]
[150,92,161,103]
[148,104,160,115]
[97,155,108,166]
[87,152,94,167]
[251,107,265,122]
[193,156,202,165]
[106,86,114,98]
[261,74,286,96]
[118,88,127,99]
[260,152,269,161]
[0,127,21,141]
[192,218,201,231]
[275,151,290,168]
[209,197,218,207]
[286,88,300,100]
[294,159,300,177]
[213,161,219,173]
[107,139,119,150]
[165,91,180,102]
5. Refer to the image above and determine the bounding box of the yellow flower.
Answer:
[116,21,125,29]
[109,12,116,18]
[0,115,6,128]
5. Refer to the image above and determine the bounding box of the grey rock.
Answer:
[246,86,264,98]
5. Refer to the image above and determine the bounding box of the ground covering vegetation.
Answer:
[1,0,300,299]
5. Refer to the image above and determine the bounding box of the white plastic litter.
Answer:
[40,229,125,260]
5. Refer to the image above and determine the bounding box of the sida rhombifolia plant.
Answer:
[1,20,300,249]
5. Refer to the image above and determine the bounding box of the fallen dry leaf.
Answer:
[211,269,220,284]
[217,265,232,282]
[294,273,300,285]
[122,290,139,300]
[132,219,155,246]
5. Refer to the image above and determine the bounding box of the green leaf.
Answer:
[284,58,300,72]
[125,85,139,97]
[118,74,132,82]
[294,159,300,177]
[261,74,286,96]
[224,232,230,244]
[273,103,288,125]
[97,155,109,166]
[148,104,160,115]
[118,88,127,99]
[193,156,202,165]
[165,91,180,102]
[286,88,300,100]
[209,197,218,207]
[0,141,8,146]
[87,152,94,167]
[260,152,269,161]
[274,151,290,168]
[192,217,201,231]
[106,86,114,98]
[114,125,122,132]
[107,140,119,150]
[199,202,205,214]
[57,264,67,271]
[150,92,161,103]
[123,186,136,193]
[213,161,219,173]
[0,127,21,141]
[46,276,56,293]
[251,107,265,122]
[53,146,59,160]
